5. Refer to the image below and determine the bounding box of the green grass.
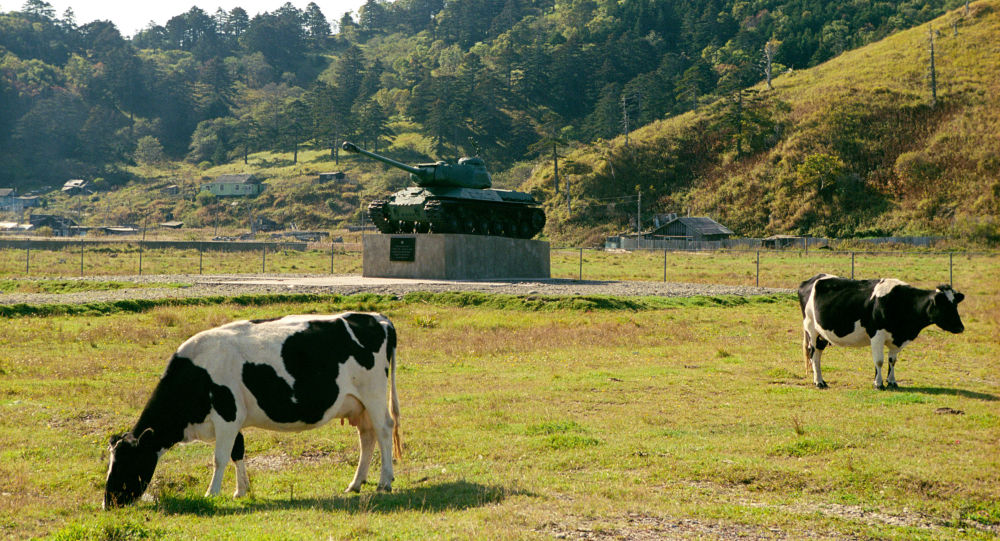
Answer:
[0,245,362,278]
[1,288,998,539]
[0,279,194,294]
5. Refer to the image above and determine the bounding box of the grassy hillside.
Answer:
[531,1,1000,245]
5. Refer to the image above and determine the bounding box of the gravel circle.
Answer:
[0,273,792,306]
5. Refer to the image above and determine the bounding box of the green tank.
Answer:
[343,141,545,239]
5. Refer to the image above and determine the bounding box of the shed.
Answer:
[252,216,282,232]
[28,214,77,236]
[200,174,266,197]
[649,216,734,241]
[318,171,345,182]
[62,179,91,195]
[763,235,804,249]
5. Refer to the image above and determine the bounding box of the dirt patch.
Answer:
[539,513,802,540]
[0,274,791,306]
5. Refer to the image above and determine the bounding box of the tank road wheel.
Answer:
[415,222,430,234]
[461,216,476,234]
[517,222,533,239]
[502,221,517,238]
[477,219,490,235]
[432,213,458,234]
[489,220,504,236]
[399,221,414,233]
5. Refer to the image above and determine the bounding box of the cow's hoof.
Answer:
[874,383,886,390]
[376,485,392,493]
[887,382,899,389]
[815,381,828,389]
[344,485,361,494]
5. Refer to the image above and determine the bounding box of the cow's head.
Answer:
[104,428,158,509]
[929,285,965,334]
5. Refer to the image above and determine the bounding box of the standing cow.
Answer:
[104,312,401,509]
[798,274,964,389]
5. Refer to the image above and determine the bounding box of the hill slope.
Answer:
[531,1,1000,245]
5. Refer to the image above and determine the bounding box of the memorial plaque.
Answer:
[389,237,416,261]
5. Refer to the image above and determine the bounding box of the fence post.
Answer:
[851,252,855,279]
[80,239,84,276]
[949,252,953,286]
[578,248,583,281]
[663,248,667,282]
[25,241,30,275]
[755,250,760,287]
[262,244,267,273]
[330,242,335,274]
[199,242,203,275]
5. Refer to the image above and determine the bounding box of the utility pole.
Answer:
[552,142,559,194]
[622,94,630,147]
[636,189,641,235]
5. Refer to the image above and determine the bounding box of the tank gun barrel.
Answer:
[342,141,424,177]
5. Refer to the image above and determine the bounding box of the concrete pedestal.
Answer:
[363,234,550,280]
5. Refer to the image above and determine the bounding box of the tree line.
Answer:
[0,0,957,189]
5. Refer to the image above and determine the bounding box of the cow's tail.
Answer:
[388,338,403,460]
[802,331,811,372]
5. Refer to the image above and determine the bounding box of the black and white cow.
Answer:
[798,274,965,389]
[104,312,401,509]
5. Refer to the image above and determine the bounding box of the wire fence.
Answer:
[0,239,994,296]
[551,247,994,293]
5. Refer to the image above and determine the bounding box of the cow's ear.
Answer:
[955,292,965,303]
[109,433,123,447]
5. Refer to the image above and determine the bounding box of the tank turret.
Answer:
[343,141,545,238]
[342,142,491,189]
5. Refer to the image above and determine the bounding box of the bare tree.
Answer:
[763,39,780,90]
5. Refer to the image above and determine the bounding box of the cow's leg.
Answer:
[810,336,829,388]
[372,407,396,493]
[871,333,887,390]
[886,345,901,389]
[343,395,376,493]
[207,425,240,497]
[230,431,250,498]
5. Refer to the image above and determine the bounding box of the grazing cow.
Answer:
[798,274,965,389]
[104,312,401,509]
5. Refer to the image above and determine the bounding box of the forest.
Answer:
[1,0,994,241]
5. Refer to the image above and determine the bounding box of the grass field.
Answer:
[1,285,998,539]
[1,243,995,294]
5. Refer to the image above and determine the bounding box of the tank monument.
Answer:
[342,141,550,280]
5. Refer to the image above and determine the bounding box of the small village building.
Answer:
[649,216,734,241]
[160,184,180,195]
[0,188,14,209]
[14,196,40,209]
[200,174,266,197]
[62,179,91,195]
[160,221,184,229]
[29,214,77,236]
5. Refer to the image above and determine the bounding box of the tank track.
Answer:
[370,199,545,239]
[367,199,397,234]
